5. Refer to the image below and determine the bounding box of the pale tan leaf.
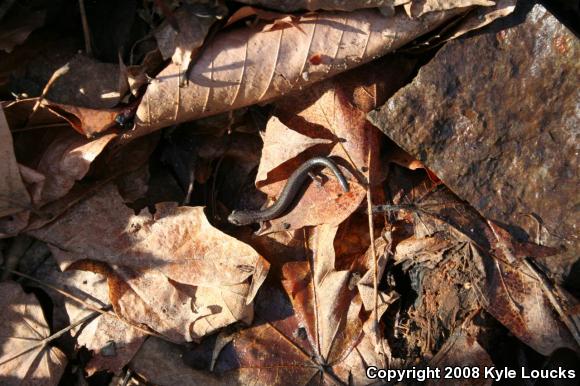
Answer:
[255,115,332,184]
[0,282,67,386]
[446,0,516,40]
[357,237,399,314]
[130,7,462,138]
[154,5,219,68]
[30,184,270,342]
[34,131,116,205]
[0,106,31,217]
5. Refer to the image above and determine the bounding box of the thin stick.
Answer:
[78,0,92,56]
[365,150,381,353]
[6,268,167,341]
[0,310,102,366]
[27,63,71,127]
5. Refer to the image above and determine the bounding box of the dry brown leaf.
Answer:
[44,102,125,137]
[121,48,164,96]
[24,134,157,233]
[394,232,454,264]
[130,337,221,385]
[44,54,126,109]
[154,4,221,74]
[256,116,333,183]
[130,7,461,138]
[33,130,117,205]
[34,263,146,376]
[0,105,31,217]
[0,282,67,386]
[249,55,415,233]
[406,187,576,354]
[224,6,296,28]
[236,0,395,12]
[428,332,493,386]
[409,0,495,18]
[30,184,270,342]
[357,239,399,314]
[206,224,391,385]
[471,244,577,355]
[445,0,516,40]
[1,98,66,130]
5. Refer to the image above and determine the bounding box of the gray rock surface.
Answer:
[368,2,579,275]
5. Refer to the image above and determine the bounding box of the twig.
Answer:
[5,268,168,341]
[26,63,71,127]
[365,149,382,356]
[0,310,102,366]
[78,0,92,56]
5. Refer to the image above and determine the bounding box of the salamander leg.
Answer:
[308,171,324,187]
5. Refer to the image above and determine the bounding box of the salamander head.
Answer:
[227,210,256,226]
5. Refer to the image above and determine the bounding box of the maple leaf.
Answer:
[0,282,67,386]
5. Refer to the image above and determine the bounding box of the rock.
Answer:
[368,2,579,277]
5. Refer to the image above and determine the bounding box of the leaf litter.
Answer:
[0,0,577,385]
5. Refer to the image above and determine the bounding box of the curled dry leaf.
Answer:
[445,0,516,40]
[0,282,67,386]
[30,184,270,342]
[224,6,296,28]
[44,102,124,137]
[130,7,461,138]
[0,105,30,217]
[33,130,117,205]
